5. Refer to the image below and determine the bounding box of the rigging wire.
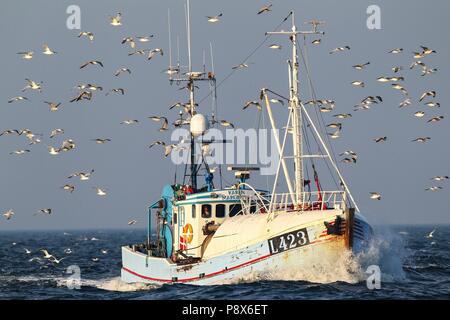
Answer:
[297,38,341,190]
[197,12,293,105]
[184,12,292,189]
[260,103,271,194]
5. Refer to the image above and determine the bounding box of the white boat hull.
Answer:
[121,210,372,285]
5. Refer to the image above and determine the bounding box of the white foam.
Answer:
[213,229,407,285]
[354,228,407,283]
[83,277,161,292]
[213,250,362,285]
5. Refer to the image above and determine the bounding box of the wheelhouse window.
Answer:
[216,204,226,218]
[229,204,242,217]
[201,204,212,218]
[173,213,177,225]
[191,205,196,218]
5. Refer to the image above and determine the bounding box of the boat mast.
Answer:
[186,0,197,189]
[267,12,324,205]
[168,0,213,190]
[290,13,303,204]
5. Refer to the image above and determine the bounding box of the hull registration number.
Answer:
[268,228,310,255]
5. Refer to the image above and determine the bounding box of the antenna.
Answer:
[186,0,192,72]
[176,35,180,69]
[202,49,206,74]
[209,42,215,74]
[168,8,173,80]
[169,0,218,190]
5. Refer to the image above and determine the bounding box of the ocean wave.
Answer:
[82,277,161,292]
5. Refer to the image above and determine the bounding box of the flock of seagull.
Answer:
[1,12,167,229]
[0,3,446,261]
[300,43,444,201]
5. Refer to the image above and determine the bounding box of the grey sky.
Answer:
[0,0,449,230]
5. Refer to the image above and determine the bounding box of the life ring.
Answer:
[182,223,194,244]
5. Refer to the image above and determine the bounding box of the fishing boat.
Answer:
[121,3,373,285]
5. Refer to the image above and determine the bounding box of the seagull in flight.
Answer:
[50,128,64,138]
[17,51,34,60]
[352,62,370,70]
[351,81,365,88]
[68,169,95,181]
[148,116,169,131]
[412,137,431,143]
[333,113,352,119]
[10,149,30,155]
[22,79,43,92]
[243,100,261,111]
[121,36,136,48]
[61,184,75,193]
[232,63,251,70]
[414,111,425,118]
[328,131,340,139]
[398,98,411,108]
[424,102,440,108]
[94,187,107,196]
[50,256,68,264]
[91,138,111,144]
[8,96,28,103]
[114,67,131,77]
[206,13,222,23]
[137,35,153,42]
[121,119,138,125]
[369,192,381,200]
[419,91,436,102]
[269,44,282,50]
[36,208,52,215]
[147,48,163,60]
[220,120,234,128]
[3,209,14,220]
[110,13,122,26]
[40,249,55,260]
[329,46,350,54]
[128,49,150,56]
[106,88,125,96]
[427,116,444,123]
[373,136,387,143]
[44,101,62,112]
[269,98,284,105]
[421,67,438,77]
[80,60,104,69]
[42,44,57,55]
[78,31,94,42]
[48,146,60,155]
[149,141,180,157]
[388,48,403,54]
[425,186,442,191]
[426,229,436,238]
[430,176,448,181]
[326,123,342,130]
[257,4,273,15]
[339,150,358,159]
[128,220,137,226]
[0,129,21,137]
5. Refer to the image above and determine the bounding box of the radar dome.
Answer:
[190,114,208,137]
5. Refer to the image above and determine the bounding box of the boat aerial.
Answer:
[121,1,373,285]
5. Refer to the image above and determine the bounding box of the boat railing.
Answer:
[267,190,347,212]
